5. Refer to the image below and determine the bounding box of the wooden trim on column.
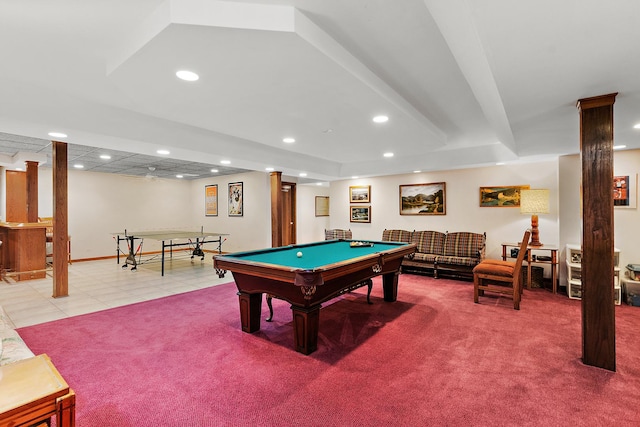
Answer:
[270,171,283,248]
[52,141,69,298]
[26,161,39,223]
[576,92,617,371]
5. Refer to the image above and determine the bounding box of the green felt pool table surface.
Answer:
[222,240,406,270]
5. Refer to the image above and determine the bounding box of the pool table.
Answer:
[213,239,416,354]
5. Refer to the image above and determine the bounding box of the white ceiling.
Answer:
[1,0,639,182]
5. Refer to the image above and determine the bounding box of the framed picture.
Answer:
[349,185,370,203]
[350,206,371,223]
[614,174,638,208]
[315,196,330,216]
[228,182,243,216]
[479,185,530,207]
[205,184,218,216]
[399,182,445,215]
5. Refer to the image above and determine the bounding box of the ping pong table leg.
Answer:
[162,241,165,276]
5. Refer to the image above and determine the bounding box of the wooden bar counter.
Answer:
[0,222,47,281]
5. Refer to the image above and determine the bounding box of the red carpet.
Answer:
[18,275,640,426]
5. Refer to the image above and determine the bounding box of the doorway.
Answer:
[281,182,296,245]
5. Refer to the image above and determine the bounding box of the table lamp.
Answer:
[520,189,549,246]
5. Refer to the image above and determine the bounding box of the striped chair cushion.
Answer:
[381,229,412,243]
[443,232,485,259]
[437,255,482,267]
[411,231,446,256]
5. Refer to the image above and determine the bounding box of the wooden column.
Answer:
[52,141,69,298]
[26,161,39,223]
[270,171,283,248]
[577,93,617,371]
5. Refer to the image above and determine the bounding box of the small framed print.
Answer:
[315,196,329,216]
[228,182,243,216]
[614,174,637,208]
[349,185,370,203]
[350,205,371,223]
[205,184,218,216]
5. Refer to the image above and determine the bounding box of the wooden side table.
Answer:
[502,242,558,294]
[0,354,75,427]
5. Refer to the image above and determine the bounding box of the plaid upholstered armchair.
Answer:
[324,229,352,240]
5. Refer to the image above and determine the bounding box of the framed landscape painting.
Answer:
[350,206,371,223]
[349,185,370,203]
[399,182,445,215]
[479,185,529,207]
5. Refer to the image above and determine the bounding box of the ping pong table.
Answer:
[113,229,228,276]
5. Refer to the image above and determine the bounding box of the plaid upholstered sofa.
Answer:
[382,229,486,279]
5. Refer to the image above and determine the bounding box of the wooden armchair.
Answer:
[473,230,531,310]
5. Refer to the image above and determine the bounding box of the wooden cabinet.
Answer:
[565,244,620,304]
[0,222,47,281]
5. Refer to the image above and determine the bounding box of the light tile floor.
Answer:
[0,256,232,328]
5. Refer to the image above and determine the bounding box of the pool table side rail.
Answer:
[213,242,415,285]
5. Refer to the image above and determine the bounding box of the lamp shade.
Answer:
[520,189,549,214]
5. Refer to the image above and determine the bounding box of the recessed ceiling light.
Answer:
[176,174,184,178]
[283,137,295,143]
[73,164,84,169]
[210,169,219,173]
[373,115,389,123]
[265,167,275,171]
[220,160,231,165]
[496,162,505,165]
[413,170,421,173]
[299,172,307,177]
[99,154,111,160]
[383,152,394,158]
[352,176,359,179]
[316,182,323,186]
[176,70,199,81]
[48,132,67,138]
[633,123,640,129]
[157,149,170,155]
[613,145,627,150]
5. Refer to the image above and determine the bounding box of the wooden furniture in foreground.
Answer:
[0,354,75,427]
[0,222,47,281]
[473,230,531,310]
[501,242,558,293]
[214,240,415,354]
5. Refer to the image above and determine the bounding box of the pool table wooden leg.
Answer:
[237,292,262,333]
[291,305,320,355]
[382,271,400,302]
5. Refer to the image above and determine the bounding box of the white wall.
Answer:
[30,150,640,279]
[38,168,195,258]
[296,184,330,243]
[558,150,640,283]
[328,160,559,260]
[188,171,271,253]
